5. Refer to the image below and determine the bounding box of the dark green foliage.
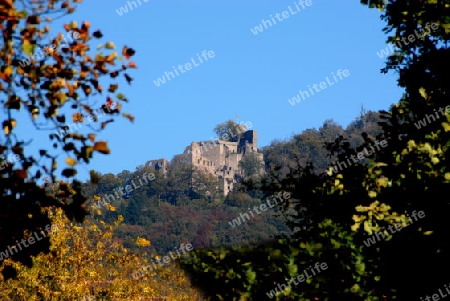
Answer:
[180,225,370,301]
[213,120,247,142]
[239,153,264,178]
[82,164,290,255]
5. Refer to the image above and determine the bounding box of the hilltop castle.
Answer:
[146,129,264,196]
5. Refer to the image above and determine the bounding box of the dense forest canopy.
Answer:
[77,111,381,255]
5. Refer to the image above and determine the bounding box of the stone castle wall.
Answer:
[148,130,263,196]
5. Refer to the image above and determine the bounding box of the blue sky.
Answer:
[16,0,404,182]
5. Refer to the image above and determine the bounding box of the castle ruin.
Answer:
[147,129,264,196]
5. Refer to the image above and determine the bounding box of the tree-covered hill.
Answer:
[81,110,383,255]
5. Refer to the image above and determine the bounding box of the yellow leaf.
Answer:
[442,24,450,34]
[327,168,333,176]
[419,87,427,99]
[136,237,151,247]
[368,191,377,198]
[376,177,389,187]
[65,157,77,166]
[105,42,116,49]
[423,231,433,235]
[441,122,450,132]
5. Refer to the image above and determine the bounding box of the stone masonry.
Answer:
[147,129,263,196]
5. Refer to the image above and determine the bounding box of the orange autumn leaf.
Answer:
[72,112,83,123]
[93,141,110,154]
[122,46,136,59]
[67,133,85,140]
[122,113,135,123]
[65,157,77,166]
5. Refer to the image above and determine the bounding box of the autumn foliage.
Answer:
[0,203,202,300]
[0,0,135,270]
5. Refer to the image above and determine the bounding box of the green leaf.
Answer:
[443,24,450,34]
[22,44,35,57]
[17,10,28,18]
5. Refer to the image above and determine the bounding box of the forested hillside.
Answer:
[81,109,383,255]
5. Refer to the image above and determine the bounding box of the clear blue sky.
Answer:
[18,0,404,182]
